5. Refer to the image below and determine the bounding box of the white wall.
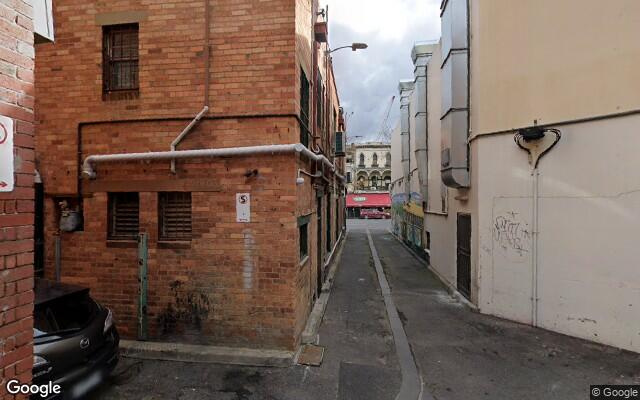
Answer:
[424,43,470,291]
[407,89,421,197]
[390,125,403,187]
[474,114,640,353]
[470,0,640,136]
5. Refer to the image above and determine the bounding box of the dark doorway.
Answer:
[34,182,45,278]
[456,213,471,299]
[316,195,323,299]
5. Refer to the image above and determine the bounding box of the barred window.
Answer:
[103,24,139,95]
[159,192,192,241]
[108,193,139,240]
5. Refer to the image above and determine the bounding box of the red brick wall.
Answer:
[0,0,35,397]
[35,0,297,195]
[45,153,300,349]
[34,0,344,351]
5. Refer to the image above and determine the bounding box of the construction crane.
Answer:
[375,96,396,143]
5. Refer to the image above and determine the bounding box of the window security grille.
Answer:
[103,24,139,96]
[108,193,139,239]
[159,192,192,241]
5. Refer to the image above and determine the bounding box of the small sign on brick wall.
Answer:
[0,116,14,192]
[236,193,250,223]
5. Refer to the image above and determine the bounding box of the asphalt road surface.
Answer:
[90,219,640,400]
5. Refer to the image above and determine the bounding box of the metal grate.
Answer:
[159,192,192,241]
[103,24,139,93]
[300,68,310,147]
[108,193,139,239]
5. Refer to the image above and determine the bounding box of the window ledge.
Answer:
[102,90,140,101]
[158,240,192,250]
[106,240,138,249]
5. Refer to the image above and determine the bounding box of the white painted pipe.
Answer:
[531,168,540,327]
[170,106,210,173]
[83,143,345,182]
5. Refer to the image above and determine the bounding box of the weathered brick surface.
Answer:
[0,0,34,398]
[34,0,345,351]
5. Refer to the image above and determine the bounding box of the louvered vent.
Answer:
[159,192,192,241]
[108,193,139,239]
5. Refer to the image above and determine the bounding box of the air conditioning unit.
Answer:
[334,131,346,157]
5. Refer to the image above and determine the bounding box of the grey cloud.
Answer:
[327,3,440,142]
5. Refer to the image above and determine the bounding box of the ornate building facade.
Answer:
[345,142,391,193]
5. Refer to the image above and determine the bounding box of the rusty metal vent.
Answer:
[108,192,139,239]
[159,192,192,241]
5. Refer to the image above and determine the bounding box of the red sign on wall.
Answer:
[0,116,14,192]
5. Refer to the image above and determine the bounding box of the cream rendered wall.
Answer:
[424,43,470,292]
[470,0,640,352]
[390,124,404,192]
[474,115,640,352]
[470,0,640,136]
[407,89,421,197]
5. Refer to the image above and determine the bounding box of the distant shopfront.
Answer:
[346,193,391,218]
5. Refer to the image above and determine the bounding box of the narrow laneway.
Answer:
[367,220,640,400]
[91,220,639,400]
[91,220,403,400]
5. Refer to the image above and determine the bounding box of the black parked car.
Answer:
[33,279,119,399]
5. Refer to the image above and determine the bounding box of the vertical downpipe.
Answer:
[137,233,149,341]
[531,168,540,327]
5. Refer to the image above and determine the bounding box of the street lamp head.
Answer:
[328,43,368,54]
[351,42,368,51]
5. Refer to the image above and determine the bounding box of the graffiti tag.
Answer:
[493,212,531,257]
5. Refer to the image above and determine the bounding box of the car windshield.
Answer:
[33,291,98,338]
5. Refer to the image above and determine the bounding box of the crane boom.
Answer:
[375,95,396,143]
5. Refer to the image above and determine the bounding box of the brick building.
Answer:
[34,0,346,351]
[0,0,54,396]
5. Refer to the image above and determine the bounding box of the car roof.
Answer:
[34,279,90,306]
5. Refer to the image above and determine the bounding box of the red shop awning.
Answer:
[346,193,391,208]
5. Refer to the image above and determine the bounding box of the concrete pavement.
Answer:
[90,219,640,400]
[90,221,402,400]
[365,219,640,400]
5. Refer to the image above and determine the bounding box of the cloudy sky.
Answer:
[323,0,441,142]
